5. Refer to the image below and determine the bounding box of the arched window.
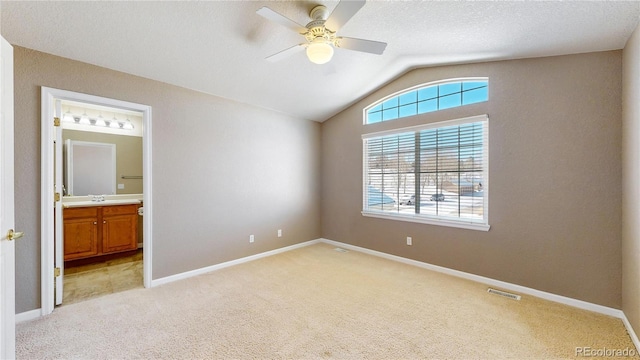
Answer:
[361,78,490,231]
[365,78,488,124]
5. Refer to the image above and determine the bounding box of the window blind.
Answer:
[363,115,488,226]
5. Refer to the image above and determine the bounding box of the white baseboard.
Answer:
[318,238,638,350]
[622,313,640,353]
[16,308,42,324]
[151,239,321,287]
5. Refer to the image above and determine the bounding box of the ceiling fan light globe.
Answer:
[306,42,334,64]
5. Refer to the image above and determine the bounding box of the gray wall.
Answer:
[14,47,322,312]
[63,130,143,195]
[13,45,629,315]
[622,24,640,338]
[321,51,622,308]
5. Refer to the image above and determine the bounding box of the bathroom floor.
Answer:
[61,250,143,305]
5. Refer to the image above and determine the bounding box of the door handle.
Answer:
[6,229,24,241]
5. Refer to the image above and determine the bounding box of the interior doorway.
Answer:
[41,87,153,315]
[60,101,144,304]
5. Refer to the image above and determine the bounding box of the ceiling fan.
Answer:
[256,0,387,65]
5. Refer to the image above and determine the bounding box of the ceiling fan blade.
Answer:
[265,44,306,62]
[256,7,308,34]
[324,0,366,32]
[336,37,387,55]
[322,63,337,76]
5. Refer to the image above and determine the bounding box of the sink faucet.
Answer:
[90,195,105,202]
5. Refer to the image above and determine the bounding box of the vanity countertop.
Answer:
[63,199,141,208]
[62,194,143,208]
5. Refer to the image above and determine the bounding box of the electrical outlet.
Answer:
[277,229,282,237]
[249,235,254,243]
[406,236,412,246]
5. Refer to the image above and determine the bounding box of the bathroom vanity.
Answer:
[62,197,141,261]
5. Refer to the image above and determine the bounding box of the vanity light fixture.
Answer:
[122,118,134,130]
[79,111,91,125]
[109,115,120,129]
[94,114,107,127]
[60,110,136,131]
[62,109,75,123]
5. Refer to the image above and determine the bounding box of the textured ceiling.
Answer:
[2,1,639,122]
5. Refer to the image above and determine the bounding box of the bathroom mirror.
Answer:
[65,140,116,196]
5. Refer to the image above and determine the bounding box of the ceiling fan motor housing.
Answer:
[304,5,335,44]
[304,24,336,43]
[309,5,329,21]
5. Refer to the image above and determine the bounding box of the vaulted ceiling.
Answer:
[2,1,639,122]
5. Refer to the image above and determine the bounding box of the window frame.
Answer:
[363,77,489,125]
[362,114,490,231]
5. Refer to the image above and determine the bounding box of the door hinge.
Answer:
[54,192,61,202]
[54,267,61,277]
[53,117,61,127]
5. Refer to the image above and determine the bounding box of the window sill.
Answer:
[361,210,490,231]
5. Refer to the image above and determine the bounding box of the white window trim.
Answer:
[362,114,487,140]
[361,210,490,231]
[362,114,490,231]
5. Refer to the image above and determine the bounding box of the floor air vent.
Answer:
[487,288,521,301]
[334,248,349,253]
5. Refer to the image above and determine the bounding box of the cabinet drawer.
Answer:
[102,204,139,216]
[63,206,99,219]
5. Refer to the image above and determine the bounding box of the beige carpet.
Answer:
[16,243,638,359]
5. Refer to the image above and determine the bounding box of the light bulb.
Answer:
[122,118,134,130]
[306,39,334,65]
[110,116,120,128]
[79,112,90,125]
[95,115,106,127]
[62,109,75,123]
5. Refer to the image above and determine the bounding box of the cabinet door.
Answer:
[63,217,99,260]
[102,213,137,253]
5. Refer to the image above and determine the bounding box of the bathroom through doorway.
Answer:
[40,87,153,314]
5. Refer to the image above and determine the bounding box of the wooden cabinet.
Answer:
[102,205,138,253]
[63,204,138,261]
[63,207,99,260]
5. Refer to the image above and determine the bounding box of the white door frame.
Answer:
[40,87,153,315]
[53,100,63,304]
[0,36,16,360]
